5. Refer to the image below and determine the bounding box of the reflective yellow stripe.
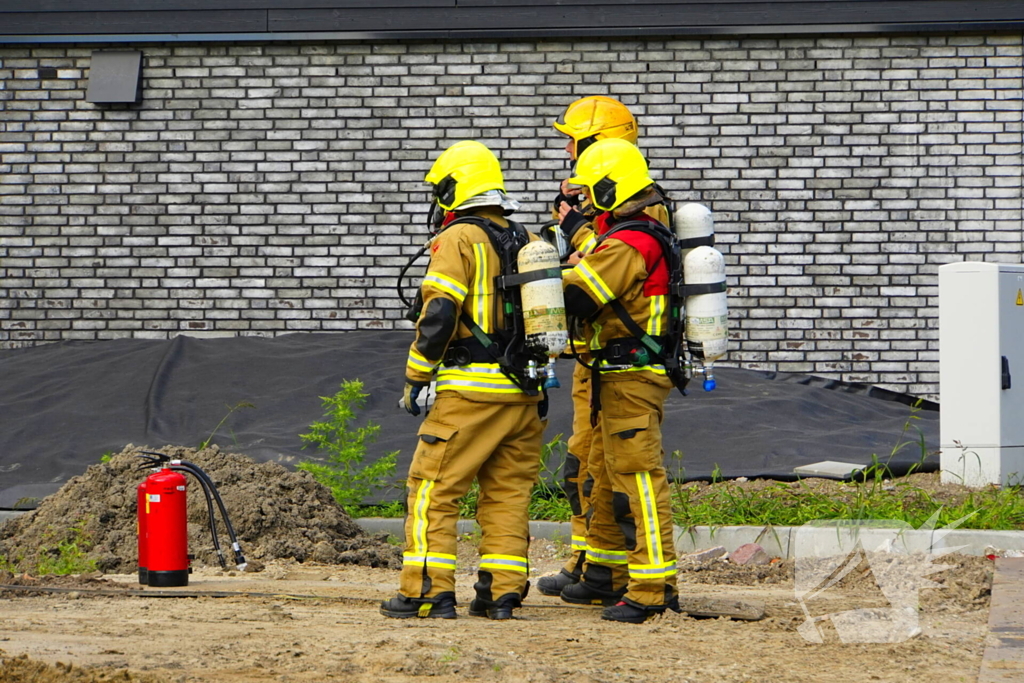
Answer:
[472,242,490,334]
[403,552,457,570]
[597,361,668,376]
[635,471,664,566]
[586,545,629,565]
[423,271,468,303]
[480,554,529,573]
[646,295,665,336]
[575,260,614,304]
[579,233,598,255]
[407,348,438,373]
[628,561,676,579]
[571,535,587,550]
[412,479,434,559]
[435,363,523,394]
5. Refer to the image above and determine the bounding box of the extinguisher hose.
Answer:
[170,465,227,570]
[176,460,248,571]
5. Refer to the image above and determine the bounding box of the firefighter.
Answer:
[538,96,669,598]
[559,137,679,623]
[380,140,545,621]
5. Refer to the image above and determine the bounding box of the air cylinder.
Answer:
[683,246,729,379]
[517,240,569,358]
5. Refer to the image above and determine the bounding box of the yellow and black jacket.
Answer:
[405,207,541,403]
[561,190,673,377]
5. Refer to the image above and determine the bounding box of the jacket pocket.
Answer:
[409,419,459,481]
[605,413,658,474]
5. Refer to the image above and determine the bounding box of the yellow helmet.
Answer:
[567,138,653,212]
[424,140,505,211]
[553,96,638,158]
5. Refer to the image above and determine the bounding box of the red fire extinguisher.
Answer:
[140,467,190,587]
[136,451,247,588]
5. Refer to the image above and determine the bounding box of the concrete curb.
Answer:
[2,510,1020,558]
[355,518,1024,559]
[0,511,27,525]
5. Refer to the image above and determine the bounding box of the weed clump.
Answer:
[297,380,399,515]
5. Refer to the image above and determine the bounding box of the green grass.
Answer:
[670,473,1024,531]
[349,400,1024,532]
[1,521,97,576]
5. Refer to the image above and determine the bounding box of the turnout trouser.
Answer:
[400,393,544,601]
[582,371,677,606]
[560,361,596,576]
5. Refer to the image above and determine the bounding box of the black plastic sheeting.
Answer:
[0,332,938,509]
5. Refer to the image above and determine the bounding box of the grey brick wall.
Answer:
[1,35,1022,399]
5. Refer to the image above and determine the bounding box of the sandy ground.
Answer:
[0,539,991,683]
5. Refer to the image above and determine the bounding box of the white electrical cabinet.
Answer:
[939,262,1024,487]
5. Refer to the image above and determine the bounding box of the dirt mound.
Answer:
[0,445,401,575]
[0,651,169,683]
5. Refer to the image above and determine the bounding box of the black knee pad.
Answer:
[613,492,637,551]
[562,453,583,515]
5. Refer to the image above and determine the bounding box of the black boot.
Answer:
[468,592,522,620]
[537,569,579,597]
[602,595,680,624]
[559,565,627,606]
[380,591,457,619]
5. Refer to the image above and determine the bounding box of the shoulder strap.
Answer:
[451,215,529,276]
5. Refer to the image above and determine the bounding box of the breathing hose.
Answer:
[174,460,247,571]
[396,243,429,308]
[171,465,226,570]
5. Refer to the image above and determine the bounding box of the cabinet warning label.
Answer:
[1018,289,1023,306]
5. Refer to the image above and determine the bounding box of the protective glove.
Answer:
[559,207,588,241]
[400,381,427,417]
[553,190,580,212]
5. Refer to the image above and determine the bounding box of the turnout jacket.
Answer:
[561,203,672,376]
[556,190,669,357]
[405,207,541,403]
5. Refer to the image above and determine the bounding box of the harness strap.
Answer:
[496,267,562,288]
[608,300,665,361]
[673,281,727,297]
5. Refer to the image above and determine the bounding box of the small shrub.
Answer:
[298,380,399,515]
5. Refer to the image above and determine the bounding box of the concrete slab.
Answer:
[675,525,791,559]
[933,529,1024,557]
[789,524,933,559]
[792,461,865,478]
[979,558,1024,682]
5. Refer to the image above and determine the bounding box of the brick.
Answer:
[728,543,773,566]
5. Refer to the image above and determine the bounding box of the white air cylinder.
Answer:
[673,203,714,257]
[517,240,568,357]
[683,245,728,362]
